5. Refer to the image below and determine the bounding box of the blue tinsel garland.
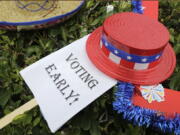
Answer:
[113,82,180,134]
[131,0,144,14]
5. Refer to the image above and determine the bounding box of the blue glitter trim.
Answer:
[132,0,144,14]
[113,82,180,134]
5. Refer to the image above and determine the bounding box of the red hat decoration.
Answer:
[86,12,176,85]
[86,0,180,134]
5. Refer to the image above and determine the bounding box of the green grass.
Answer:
[0,0,179,135]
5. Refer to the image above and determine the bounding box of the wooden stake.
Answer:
[0,98,37,129]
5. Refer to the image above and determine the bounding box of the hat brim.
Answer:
[86,27,176,85]
[0,1,84,30]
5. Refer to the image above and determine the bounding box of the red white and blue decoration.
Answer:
[86,12,176,85]
[101,34,162,70]
[113,82,180,135]
[86,0,180,134]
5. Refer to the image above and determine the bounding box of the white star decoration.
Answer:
[114,50,118,54]
[105,42,108,46]
[156,55,160,59]
[141,58,147,62]
[127,56,132,60]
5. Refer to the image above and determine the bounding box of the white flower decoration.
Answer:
[140,84,165,103]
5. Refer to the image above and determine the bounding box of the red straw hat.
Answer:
[86,12,176,85]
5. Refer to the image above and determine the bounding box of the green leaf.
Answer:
[26,46,41,56]
[49,29,60,37]
[170,34,175,43]
[169,71,180,90]
[90,18,101,26]
[0,30,6,35]
[12,84,24,95]
[174,43,180,55]
[60,27,68,42]
[79,113,91,131]
[0,89,11,107]
[86,1,94,8]
[12,113,32,126]
[67,128,81,135]
[90,121,101,135]
[33,117,41,127]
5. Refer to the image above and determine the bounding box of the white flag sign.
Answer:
[20,35,117,133]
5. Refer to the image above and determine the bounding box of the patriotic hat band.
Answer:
[86,12,176,85]
[101,33,163,70]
